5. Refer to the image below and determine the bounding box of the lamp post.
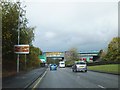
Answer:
[17,3,20,73]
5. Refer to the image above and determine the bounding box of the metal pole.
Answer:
[17,30,20,73]
[17,3,20,73]
[25,54,26,69]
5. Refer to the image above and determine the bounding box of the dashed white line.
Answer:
[98,85,106,88]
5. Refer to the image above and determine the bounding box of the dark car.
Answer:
[72,61,87,72]
[50,64,57,70]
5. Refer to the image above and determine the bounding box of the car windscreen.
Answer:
[60,63,65,64]
[51,64,56,66]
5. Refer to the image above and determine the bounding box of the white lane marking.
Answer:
[98,85,105,88]
[32,69,47,89]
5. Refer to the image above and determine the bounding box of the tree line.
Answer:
[2,1,42,73]
[65,37,120,66]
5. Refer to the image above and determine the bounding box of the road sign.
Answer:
[14,45,29,54]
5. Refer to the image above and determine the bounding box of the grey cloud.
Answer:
[27,2,118,52]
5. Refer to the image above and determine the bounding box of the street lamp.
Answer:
[17,2,21,73]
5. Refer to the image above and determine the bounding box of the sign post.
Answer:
[14,45,29,72]
[17,54,19,73]
[25,54,27,69]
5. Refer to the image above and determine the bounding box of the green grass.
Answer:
[88,64,120,74]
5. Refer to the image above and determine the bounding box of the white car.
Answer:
[72,61,87,72]
[59,61,65,68]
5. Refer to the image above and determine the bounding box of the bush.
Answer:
[87,61,120,66]
[65,60,74,67]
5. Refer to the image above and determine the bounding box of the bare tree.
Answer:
[65,48,79,61]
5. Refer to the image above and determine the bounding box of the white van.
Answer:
[59,61,65,68]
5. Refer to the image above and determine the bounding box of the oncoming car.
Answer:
[50,64,57,71]
[72,61,87,72]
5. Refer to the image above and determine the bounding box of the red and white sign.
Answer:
[14,45,29,54]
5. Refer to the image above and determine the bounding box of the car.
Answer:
[72,61,87,72]
[50,64,57,70]
[59,61,65,68]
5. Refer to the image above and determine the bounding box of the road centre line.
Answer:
[32,69,48,89]
[98,85,106,88]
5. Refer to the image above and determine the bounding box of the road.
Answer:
[35,67,119,89]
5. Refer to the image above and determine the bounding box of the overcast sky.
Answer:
[25,0,118,52]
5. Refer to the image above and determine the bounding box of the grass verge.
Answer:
[88,64,120,75]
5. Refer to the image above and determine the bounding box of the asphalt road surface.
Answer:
[36,67,119,88]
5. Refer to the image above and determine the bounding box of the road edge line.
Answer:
[32,69,47,89]
[24,68,47,89]
[98,85,106,89]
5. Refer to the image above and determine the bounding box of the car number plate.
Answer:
[80,66,84,67]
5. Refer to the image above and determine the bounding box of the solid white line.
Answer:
[98,85,105,88]
[32,70,47,89]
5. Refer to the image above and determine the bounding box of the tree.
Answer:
[2,1,19,58]
[2,1,35,57]
[2,1,40,73]
[104,37,120,62]
[65,48,79,65]
[20,27,35,44]
[47,58,60,65]
[26,46,42,68]
[98,49,103,57]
